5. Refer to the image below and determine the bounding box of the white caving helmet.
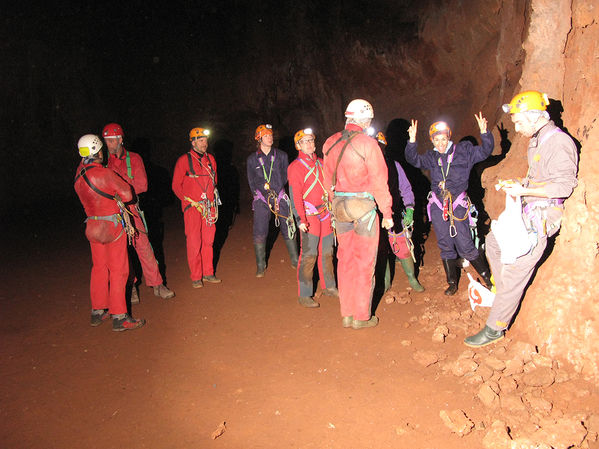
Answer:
[78,134,103,157]
[344,99,374,120]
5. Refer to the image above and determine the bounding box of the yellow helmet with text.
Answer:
[502,90,550,114]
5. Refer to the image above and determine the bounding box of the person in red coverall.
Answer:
[172,127,221,288]
[74,134,145,331]
[322,99,394,329]
[103,123,175,301]
[288,128,338,308]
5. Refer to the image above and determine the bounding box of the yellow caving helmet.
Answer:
[189,127,210,141]
[502,91,550,114]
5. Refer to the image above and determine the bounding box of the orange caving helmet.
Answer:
[429,121,451,140]
[294,128,315,147]
[376,131,387,146]
[502,90,550,114]
[255,124,273,141]
[102,123,124,138]
[189,127,210,141]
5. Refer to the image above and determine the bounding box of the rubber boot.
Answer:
[399,258,425,292]
[254,243,267,277]
[442,258,459,296]
[469,253,493,290]
[464,325,504,347]
[284,238,299,268]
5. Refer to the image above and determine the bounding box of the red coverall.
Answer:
[322,124,393,321]
[172,151,218,281]
[288,152,336,297]
[74,162,133,315]
[107,150,163,287]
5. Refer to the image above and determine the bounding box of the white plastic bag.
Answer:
[490,194,532,264]
[467,273,495,311]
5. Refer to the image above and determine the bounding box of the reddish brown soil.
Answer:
[1,205,597,449]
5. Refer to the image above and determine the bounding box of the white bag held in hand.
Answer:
[467,273,495,311]
[490,194,532,264]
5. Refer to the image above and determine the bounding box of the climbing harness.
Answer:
[75,165,136,243]
[388,224,416,263]
[298,157,331,222]
[184,151,221,225]
[427,190,475,239]
[265,189,296,239]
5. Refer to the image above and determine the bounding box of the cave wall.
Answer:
[490,0,599,381]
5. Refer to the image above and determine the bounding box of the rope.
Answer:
[266,190,296,239]
[184,195,219,225]
[114,194,137,245]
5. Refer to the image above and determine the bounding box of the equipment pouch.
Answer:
[332,196,376,223]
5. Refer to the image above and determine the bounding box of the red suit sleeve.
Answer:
[129,152,148,194]
[171,155,186,202]
[288,161,308,225]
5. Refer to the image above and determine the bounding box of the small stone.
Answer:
[499,394,526,412]
[476,364,494,382]
[478,383,499,408]
[522,367,556,387]
[451,359,479,376]
[503,358,524,376]
[413,350,440,367]
[498,376,518,394]
[531,353,553,368]
[439,409,474,436]
[482,420,511,449]
[401,340,411,346]
[384,294,395,304]
[484,356,506,372]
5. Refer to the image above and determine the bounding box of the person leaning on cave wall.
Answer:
[287,127,339,309]
[322,99,394,329]
[404,114,494,295]
[103,123,175,301]
[464,91,579,348]
[246,124,298,277]
[74,134,146,331]
[172,127,222,288]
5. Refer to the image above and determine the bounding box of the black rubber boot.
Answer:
[254,243,267,277]
[469,253,493,289]
[284,238,299,268]
[442,258,459,296]
[464,325,504,347]
[399,258,425,292]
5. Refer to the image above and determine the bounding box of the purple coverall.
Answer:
[405,132,494,260]
[246,148,291,244]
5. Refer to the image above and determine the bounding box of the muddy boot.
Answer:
[464,325,504,347]
[254,243,267,277]
[442,259,459,296]
[342,316,353,328]
[322,287,339,298]
[298,296,320,308]
[130,285,140,304]
[284,238,299,268]
[399,257,424,292]
[352,316,379,330]
[469,253,493,290]
[153,284,175,299]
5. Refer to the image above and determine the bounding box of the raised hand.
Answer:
[408,119,418,143]
[474,112,488,134]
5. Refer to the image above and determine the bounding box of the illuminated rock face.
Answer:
[5,1,598,381]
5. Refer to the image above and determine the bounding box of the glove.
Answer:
[402,207,414,227]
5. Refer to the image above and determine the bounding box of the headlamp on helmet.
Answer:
[255,124,273,141]
[429,121,452,140]
[78,134,103,157]
[502,90,550,114]
[294,128,315,146]
[189,127,210,141]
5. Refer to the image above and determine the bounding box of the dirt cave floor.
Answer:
[1,205,598,449]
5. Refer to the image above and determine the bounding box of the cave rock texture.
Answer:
[3,1,598,380]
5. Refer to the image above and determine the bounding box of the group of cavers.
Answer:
[75,90,578,347]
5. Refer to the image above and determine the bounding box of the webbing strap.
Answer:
[125,150,133,180]
[75,166,115,200]
[325,130,360,190]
